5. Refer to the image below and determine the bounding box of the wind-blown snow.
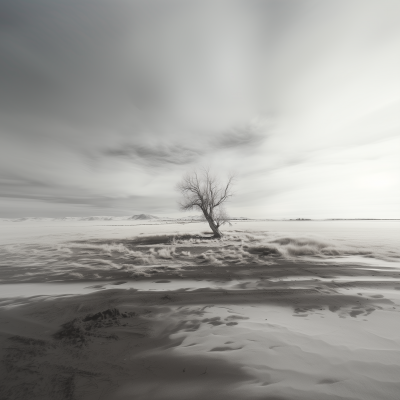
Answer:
[0,219,399,283]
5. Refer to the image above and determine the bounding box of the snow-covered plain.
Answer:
[0,219,400,399]
[1,218,399,284]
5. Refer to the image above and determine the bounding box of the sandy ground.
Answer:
[1,220,400,399]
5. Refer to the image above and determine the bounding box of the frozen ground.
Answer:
[0,219,400,399]
[1,219,399,284]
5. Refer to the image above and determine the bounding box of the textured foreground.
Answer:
[1,220,400,399]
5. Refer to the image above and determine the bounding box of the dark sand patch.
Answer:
[318,379,342,384]
[209,346,243,351]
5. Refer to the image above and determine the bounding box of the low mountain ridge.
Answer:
[128,214,159,220]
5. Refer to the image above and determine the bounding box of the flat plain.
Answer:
[1,219,400,400]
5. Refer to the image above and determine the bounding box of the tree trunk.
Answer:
[202,209,222,238]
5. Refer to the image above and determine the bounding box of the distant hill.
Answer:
[1,215,159,222]
[2,216,399,223]
[128,214,159,220]
[0,214,258,222]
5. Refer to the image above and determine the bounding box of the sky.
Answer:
[0,0,399,219]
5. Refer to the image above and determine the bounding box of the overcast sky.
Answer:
[1,0,399,218]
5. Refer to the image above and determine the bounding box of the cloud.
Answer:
[0,0,399,218]
[104,142,203,166]
[214,120,268,150]
[104,119,269,167]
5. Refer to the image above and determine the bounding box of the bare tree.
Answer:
[177,168,234,238]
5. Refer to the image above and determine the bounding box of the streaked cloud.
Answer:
[0,0,399,218]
